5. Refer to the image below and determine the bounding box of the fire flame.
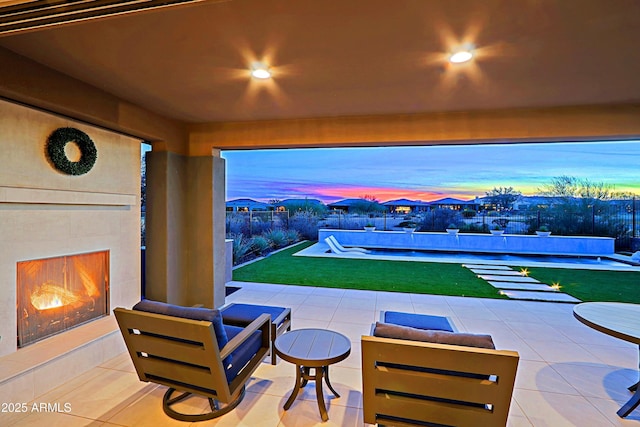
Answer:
[30,282,80,311]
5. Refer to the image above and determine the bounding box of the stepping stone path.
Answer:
[463,263,581,303]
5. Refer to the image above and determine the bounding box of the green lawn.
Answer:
[233,241,640,303]
[524,267,640,303]
[234,242,506,299]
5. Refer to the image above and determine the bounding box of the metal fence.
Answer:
[226,211,290,236]
[318,199,640,251]
[225,199,640,251]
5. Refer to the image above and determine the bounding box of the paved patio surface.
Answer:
[4,281,639,426]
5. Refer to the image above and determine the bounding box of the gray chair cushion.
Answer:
[132,299,231,364]
[221,303,287,326]
[373,321,495,349]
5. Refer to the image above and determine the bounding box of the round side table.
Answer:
[274,328,351,422]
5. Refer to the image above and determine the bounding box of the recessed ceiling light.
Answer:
[449,44,475,64]
[449,50,474,64]
[250,62,272,79]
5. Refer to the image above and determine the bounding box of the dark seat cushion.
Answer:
[132,299,230,364]
[224,325,262,382]
[373,322,495,349]
[384,311,454,332]
[221,303,287,326]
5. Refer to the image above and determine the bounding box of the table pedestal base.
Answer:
[573,304,640,419]
[283,364,340,422]
[618,382,639,418]
[617,345,640,418]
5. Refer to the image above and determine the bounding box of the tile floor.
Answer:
[4,281,640,426]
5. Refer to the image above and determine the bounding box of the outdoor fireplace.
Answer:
[17,250,109,347]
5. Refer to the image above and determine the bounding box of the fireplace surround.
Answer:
[0,99,142,413]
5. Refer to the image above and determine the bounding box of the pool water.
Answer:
[367,249,631,267]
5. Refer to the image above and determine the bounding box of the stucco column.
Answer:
[145,150,187,304]
[186,149,226,308]
[145,149,226,308]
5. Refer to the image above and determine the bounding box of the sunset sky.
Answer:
[222,140,640,204]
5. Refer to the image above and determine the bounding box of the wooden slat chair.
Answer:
[362,321,519,427]
[114,300,270,422]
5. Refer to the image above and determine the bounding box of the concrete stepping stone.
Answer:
[487,281,559,291]
[470,269,522,276]
[464,263,580,303]
[478,274,539,283]
[463,264,512,270]
[498,290,581,303]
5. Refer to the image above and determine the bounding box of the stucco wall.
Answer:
[0,99,141,356]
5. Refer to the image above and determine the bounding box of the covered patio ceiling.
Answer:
[1,0,639,126]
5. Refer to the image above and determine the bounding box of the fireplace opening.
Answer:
[17,250,109,348]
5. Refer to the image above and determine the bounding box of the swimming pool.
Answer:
[317,229,616,257]
[366,249,631,267]
[305,230,639,270]
[294,241,638,271]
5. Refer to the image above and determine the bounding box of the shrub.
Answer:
[279,200,328,216]
[420,208,461,232]
[247,216,271,236]
[460,222,486,233]
[226,213,248,235]
[285,229,302,244]
[229,233,253,265]
[251,235,271,256]
[348,199,386,214]
[398,221,417,228]
[461,209,476,219]
[288,211,320,240]
[263,229,288,248]
[491,218,509,229]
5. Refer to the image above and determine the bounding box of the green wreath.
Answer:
[47,127,97,175]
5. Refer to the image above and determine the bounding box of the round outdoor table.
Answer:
[274,328,351,422]
[573,302,640,418]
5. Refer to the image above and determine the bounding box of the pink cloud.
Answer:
[306,185,474,203]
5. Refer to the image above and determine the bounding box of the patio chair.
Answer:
[220,303,292,364]
[114,299,270,422]
[324,235,369,256]
[362,319,519,427]
[327,235,370,253]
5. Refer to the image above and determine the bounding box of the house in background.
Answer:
[226,198,271,212]
[427,197,480,211]
[383,198,430,214]
[511,196,565,211]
